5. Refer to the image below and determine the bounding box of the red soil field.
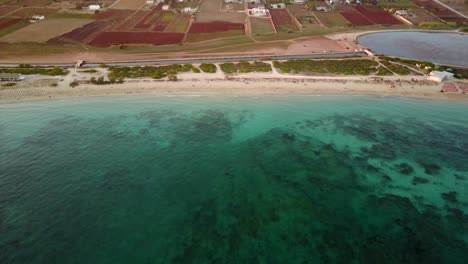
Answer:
[354,6,402,25]
[0,18,22,30]
[0,5,20,17]
[115,10,149,31]
[134,8,162,30]
[88,31,184,47]
[59,21,109,42]
[96,9,134,21]
[411,0,466,24]
[188,22,244,33]
[152,24,168,31]
[269,9,298,31]
[340,12,374,26]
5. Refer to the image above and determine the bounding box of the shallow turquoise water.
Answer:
[1,95,467,263]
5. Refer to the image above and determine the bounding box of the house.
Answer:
[395,10,409,17]
[225,0,243,3]
[427,71,454,83]
[293,0,305,4]
[146,0,155,5]
[270,3,286,9]
[162,4,170,10]
[32,15,45,20]
[249,4,267,16]
[248,0,262,3]
[182,7,197,13]
[0,73,24,82]
[315,6,328,12]
[88,4,101,10]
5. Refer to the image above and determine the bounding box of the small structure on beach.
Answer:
[427,71,454,83]
[0,73,24,82]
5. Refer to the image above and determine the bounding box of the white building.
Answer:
[395,10,409,17]
[293,0,305,4]
[225,0,243,3]
[32,15,45,20]
[89,4,101,10]
[162,4,170,10]
[249,5,267,16]
[427,71,454,83]
[182,7,197,13]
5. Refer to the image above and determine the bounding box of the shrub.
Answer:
[199,63,217,73]
[69,81,79,88]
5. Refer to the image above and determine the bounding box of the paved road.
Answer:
[0,52,368,68]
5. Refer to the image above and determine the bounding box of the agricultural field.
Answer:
[411,0,467,24]
[52,20,109,43]
[288,4,320,29]
[110,0,147,10]
[89,31,184,47]
[6,0,52,6]
[165,14,191,33]
[186,21,245,42]
[0,18,92,43]
[0,5,20,16]
[313,12,350,27]
[340,6,402,26]
[8,7,59,18]
[195,0,245,23]
[406,7,443,24]
[0,17,28,37]
[270,9,299,32]
[250,17,275,35]
[354,6,402,25]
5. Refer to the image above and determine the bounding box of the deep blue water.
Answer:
[1,95,467,263]
[358,31,468,66]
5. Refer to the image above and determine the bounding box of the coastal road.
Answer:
[0,52,368,68]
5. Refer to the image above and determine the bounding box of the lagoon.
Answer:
[358,31,468,67]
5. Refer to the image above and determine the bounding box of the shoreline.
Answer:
[1,73,467,104]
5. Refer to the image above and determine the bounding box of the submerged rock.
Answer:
[441,192,458,203]
[420,162,441,175]
[395,163,414,175]
[412,177,429,185]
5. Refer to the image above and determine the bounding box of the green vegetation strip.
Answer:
[0,64,68,76]
[220,62,271,74]
[108,64,199,79]
[380,61,411,75]
[273,59,379,75]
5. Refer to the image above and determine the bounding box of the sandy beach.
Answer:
[1,69,467,103]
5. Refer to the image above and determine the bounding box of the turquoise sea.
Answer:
[0,95,467,263]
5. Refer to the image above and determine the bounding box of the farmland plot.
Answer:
[186,21,245,42]
[195,0,245,23]
[88,31,184,47]
[165,14,192,33]
[8,7,58,18]
[53,20,109,43]
[0,18,92,43]
[0,5,20,17]
[110,0,147,10]
[0,17,21,29]
[270,9,299,32]
[250,17,275,34]
[354,6,402,25]
[314,12,350,27]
